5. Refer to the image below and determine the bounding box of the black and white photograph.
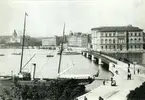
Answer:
[0,0,145,100]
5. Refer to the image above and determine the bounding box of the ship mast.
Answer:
[58,23,65,74]
[19,12,28,73]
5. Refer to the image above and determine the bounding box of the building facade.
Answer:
[91,25,144,52]
[67,32,88,47]
[42,36,58,47]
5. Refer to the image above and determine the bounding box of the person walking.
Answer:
[137,69,140,74]
[128,63,130,68]
[103,80,105,85]
[84,96,87,100]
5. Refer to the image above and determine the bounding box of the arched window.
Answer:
[130,38,133,43]
[134,38,137,42]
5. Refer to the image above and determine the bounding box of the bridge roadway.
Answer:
[77,51,145,100]
[82,51,117,65]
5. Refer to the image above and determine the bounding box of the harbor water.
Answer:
[0,49,112,79]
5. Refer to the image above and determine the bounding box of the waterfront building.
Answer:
[91,25,144,52]
[67,32,89,47]
[42,36,58,48]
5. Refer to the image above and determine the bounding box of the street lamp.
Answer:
[133,62,137,74]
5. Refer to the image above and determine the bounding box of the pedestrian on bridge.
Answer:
[128,63,130,68]
[137,69,140,74]
[84,96,87,100]
[103,80,105,85]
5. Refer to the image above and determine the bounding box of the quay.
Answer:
[76,51,145,100]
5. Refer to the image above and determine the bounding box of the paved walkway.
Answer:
[77,55,145,100]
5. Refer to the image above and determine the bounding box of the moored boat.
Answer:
[11,52,21,55]
[0,54,5,56]
[46,54,54,57]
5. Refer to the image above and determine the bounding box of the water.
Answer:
[0,49,111,79]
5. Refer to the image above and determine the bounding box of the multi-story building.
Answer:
[41,36,61,49]
[91,25,144,52]
[67,32,88,47]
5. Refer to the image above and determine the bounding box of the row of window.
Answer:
[101,45,142,49]
[99,32,142,37]
[101,38,142,44]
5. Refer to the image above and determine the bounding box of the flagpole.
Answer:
[19,12,28,73]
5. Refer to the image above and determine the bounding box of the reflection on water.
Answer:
[0,49,111,79]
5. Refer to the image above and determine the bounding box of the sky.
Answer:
[0,0,145,37]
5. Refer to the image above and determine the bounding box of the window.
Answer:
[113,32,115,36]
[130,45,132,49]
[138,33,141,36]
[106,45,107,49]
[101,39,104,44]
[134,38,137,42]
[135,33,137,36]
[114,45,115,49]
[113,39,115,43]
[130,38,133,43]
[105,33,107,37]
[101,46,103,49]
[109,33,111,36]
[105,39,107,43]
[130,33,132,36]
[138,38,141,42]
[109,45,111,49]
[135,45,136,48]
[109,39,112,43]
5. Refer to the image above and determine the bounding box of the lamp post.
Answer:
[133,62,137,74]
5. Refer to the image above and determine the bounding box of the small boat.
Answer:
[57,51,80,55]
[46,54,54,57]
[11,52,21,55]
[0,76,12,81]
[0,54,5,56]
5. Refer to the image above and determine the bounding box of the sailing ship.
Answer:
[17,12,31,81]
[57,24,94,84]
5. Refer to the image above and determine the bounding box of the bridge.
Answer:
[82,50,117,72]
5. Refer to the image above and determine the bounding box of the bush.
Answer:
[127,82,145,100]
[2,79,86,100]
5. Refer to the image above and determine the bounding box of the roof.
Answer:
[91,25,143,32]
